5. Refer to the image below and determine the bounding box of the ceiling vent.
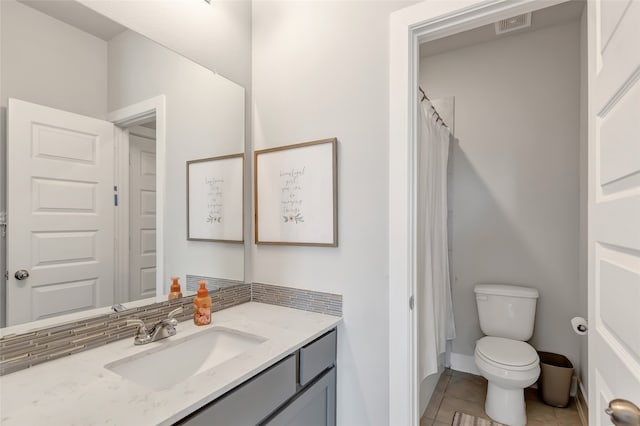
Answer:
[495,13,531,35]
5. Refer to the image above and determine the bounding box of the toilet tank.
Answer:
[474,284,539,341]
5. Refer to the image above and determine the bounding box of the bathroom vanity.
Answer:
[178,328,336,425]
[0,303,341,425]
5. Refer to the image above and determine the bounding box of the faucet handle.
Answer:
[126,319,152,345]
[126,318,148,333]
[161,307,183,328]
[167,306,184,320]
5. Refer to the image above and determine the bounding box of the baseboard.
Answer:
[449,352,480,376]
[420,369,443,416]
[570,375,578,397]
[575,379,589,426]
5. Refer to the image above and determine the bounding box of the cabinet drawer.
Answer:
[178,355,296,426]
[299,330,336,386]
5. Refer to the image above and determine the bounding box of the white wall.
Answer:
[108,30,246,287]
[0,0,109,326]
[252,1,416,424]
[420,20,582,371]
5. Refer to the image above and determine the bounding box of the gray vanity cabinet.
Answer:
[176,354,297,426]
[261,366,336,426]
[177,329,336,426]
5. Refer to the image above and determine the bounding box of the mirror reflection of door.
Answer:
[6,99,116,326]
[128,125,157,302]
[6,101,159,325]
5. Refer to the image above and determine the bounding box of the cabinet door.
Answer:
[263,367,336,426]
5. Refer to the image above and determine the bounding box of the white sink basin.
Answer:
[105,327,266,390]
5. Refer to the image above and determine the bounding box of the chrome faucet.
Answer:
[126,306,184,345]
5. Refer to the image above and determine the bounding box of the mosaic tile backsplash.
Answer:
[0,296,194,376]
[0,281,341,375]
[252,282,342,317]
[186,275,245,292]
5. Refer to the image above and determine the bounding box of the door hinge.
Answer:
[114,186,119,207]
[4,271,8,280]
[409,295,415,310]
[0,211,6,238]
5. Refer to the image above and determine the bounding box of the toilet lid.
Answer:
[476,337,538,367]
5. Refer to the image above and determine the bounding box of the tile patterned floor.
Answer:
[420,369,583,426]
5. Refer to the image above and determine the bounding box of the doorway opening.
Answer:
[110,95,166,305]
[388,1,590,424]
[118,121,157,303]
[416,3,587,423]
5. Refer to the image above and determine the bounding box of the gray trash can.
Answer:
[538,351,574,408]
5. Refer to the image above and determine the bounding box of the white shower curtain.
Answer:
[417,99,456,381]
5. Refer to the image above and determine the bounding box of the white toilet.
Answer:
[474,284,540,426]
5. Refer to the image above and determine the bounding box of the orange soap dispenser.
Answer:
[193,280,212,326]
[168,277,183,300]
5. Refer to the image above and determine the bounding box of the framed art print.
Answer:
[254,138,337,246]
[187,153,244,242]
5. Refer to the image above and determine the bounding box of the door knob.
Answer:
[606,399,640,426]
[14,269,29,280]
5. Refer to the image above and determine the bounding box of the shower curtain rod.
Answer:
[419,86,448,128]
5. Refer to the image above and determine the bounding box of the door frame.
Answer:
[108,95,166,300]
[388,1,569,424]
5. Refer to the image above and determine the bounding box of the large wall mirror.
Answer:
[0,0,245,328]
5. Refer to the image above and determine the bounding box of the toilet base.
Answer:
[485,381,527,426]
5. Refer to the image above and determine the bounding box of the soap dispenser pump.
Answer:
[168,277,183,300]
[193,281,212,326]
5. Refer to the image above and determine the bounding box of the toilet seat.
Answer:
[476,336,538,370]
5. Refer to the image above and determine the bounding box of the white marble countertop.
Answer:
[0,302,342,426]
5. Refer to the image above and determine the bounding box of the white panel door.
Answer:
[6,99,115,326]
[128,130,156,301]
[588,0,640,424]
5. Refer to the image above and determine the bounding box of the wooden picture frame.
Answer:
[187,153,244,242]
[254,138,337,246]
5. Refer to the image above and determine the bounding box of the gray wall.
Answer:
[108,29,245,287]
[78,0,254,283]
[78,0,251,89]
[0,1,108,117]
[578,9,588,392]
[420,20,583,371]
